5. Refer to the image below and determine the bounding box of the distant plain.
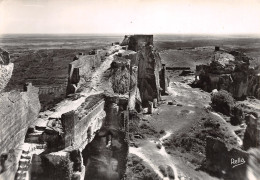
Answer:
[1,34,260,110]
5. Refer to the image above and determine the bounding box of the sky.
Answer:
[0,0,260,35]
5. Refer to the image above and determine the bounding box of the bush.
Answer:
[211,90,235,115]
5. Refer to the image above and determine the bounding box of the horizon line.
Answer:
[1,32,260,37]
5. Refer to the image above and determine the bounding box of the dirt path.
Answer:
[129,77,220,180]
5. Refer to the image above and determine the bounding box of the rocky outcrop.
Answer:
[205,137,249,180]
[0,48,10,65]
[195,50,260,100]
[136,44,162,106]
[0,49,13,92]
[233,99,260,150]
[114,35,167,107]
[247,148,260,180]
[205,136,260,180]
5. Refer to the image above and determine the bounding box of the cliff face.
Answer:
[0,83,41,155]
[0,49,13,92]
[195,50,260,100]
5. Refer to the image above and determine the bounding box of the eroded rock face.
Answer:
[110,58,132,94]
[0,63,13,92]
[234,99,260,150]
[205,137,260,180]
[0,48,10,65]
[0,83,40,178]
[0,83,41,155]
[137,44,162,106]
[66,53,102,95]
[82,95,129,180]
[0,49,13,92]
[117,35,166,107]
[247,148,260,180]
[195,50,260,100]
[205,137,249,180]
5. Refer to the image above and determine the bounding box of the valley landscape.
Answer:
[1,33,260,180]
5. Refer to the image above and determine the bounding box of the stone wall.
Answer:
[120,35,166,107]
[61,95,106,149]
[0,83,41,155]
[137,44,162,106]
[82,95,129,180]
[66,53,101,95]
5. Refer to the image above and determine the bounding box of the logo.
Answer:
[231,157,245,168]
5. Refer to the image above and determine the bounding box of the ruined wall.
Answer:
[195,50,260,100]
[0,83,41,155]
[83,95,129,180]
[121,35,153,52]
[66,53,101,95]
[120,35,166,107]
[61,95,106,149]
[110,57,132,94]
[137,44,162,106]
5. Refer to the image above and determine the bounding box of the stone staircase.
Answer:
[15,143,46,180]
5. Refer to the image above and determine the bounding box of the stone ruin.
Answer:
[198,49,260,179]
[121,34,153,52]
[195,50,260,100]
[0,35,169,180]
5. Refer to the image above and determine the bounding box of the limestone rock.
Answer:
[0,63,14,92]
[195,50,260,100]
[0,48,10,65]
[0,83,41,155]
